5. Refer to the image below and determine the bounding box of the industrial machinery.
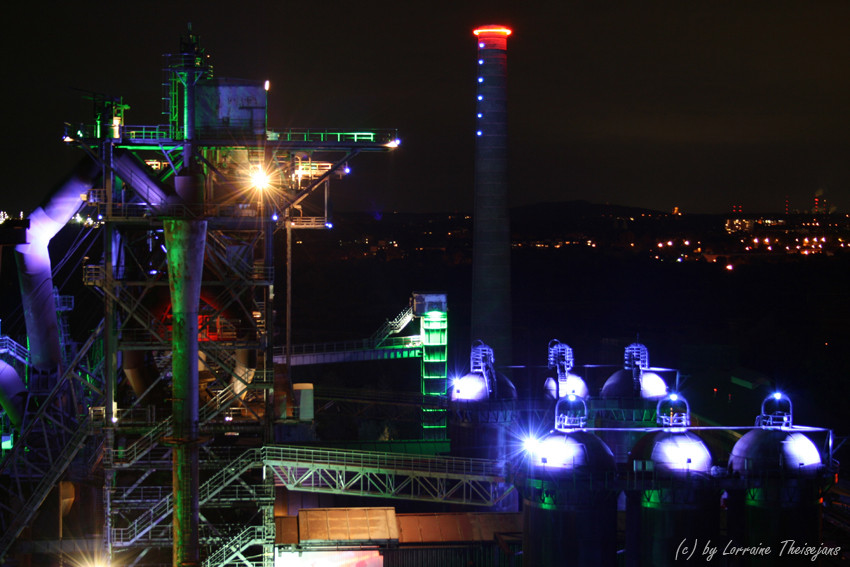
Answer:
[0,27,403,566]
[0,23,842,567]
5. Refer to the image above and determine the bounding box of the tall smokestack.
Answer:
[471,25,512,370]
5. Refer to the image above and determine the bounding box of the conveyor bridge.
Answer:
[110,445,512,548]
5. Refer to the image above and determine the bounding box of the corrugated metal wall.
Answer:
[382,542,522,567]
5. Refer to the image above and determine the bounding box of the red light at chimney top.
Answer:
[473,26,512,36]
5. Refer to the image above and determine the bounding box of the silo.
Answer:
[448,341,516,462]
[726,393,826,564]
[626,394,718,567]
[595,343,668,463]
[518,395,618,567]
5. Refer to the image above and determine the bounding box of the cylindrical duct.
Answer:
[112,149,174,206]
[164,218,207,567]
[0,360,26,427]
[471,25,512,369]
[15,157,99,371]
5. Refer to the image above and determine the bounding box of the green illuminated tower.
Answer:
[413,293,448,439]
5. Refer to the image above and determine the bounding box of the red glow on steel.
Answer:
[473,26,512,36]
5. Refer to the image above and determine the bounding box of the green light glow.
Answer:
[419,303,447,439]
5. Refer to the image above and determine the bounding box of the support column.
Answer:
[164,218,207,567]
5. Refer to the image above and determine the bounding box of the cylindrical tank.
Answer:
[725,393,825,565]
[449,342,516,462]
[727,432,822,559]
[626,422,717,567]
[519,396,618,567]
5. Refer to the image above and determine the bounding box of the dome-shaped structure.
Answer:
[542,339,589,399]
[599,343,667,399]
[630,430,712,475]
[600,369,667,399]
[543,373,588,399]
[630,393,712,475]
[528,430,616,474]
[728,429,821,476]
[526,396,615,473]
[450,371,489,402]
[728,392,821,476]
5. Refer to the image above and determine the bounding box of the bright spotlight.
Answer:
[773,391,782,400]
[522,436,540,455]
[669,393,678,401]
[251,167,270,190]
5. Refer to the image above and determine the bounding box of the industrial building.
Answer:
[0,25,842,567]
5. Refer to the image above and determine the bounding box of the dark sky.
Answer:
[4,1,850,215]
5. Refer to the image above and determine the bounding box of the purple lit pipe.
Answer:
[0,361,25,427]
[113,149,175,205]
[14,157,100,370]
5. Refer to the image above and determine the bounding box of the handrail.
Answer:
[262,445,504,480]
[112,447,261,545]
[202,525,265,567]
[0,336,30,366]
[275,336,421,358]
[110,383,237,466]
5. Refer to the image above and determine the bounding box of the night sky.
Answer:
[4,1,850,215]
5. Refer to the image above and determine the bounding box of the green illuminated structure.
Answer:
[415,294,448,439]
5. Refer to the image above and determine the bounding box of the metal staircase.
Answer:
[112,447,263,546]
[202,526,267,567]
[370,306,414,347]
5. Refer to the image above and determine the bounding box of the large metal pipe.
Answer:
[471,25,513,370]
[15,157,100,371]
[0,360,25,427]
[13,150,168,376]
[163,217,207,567]
[112,149,174,206]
